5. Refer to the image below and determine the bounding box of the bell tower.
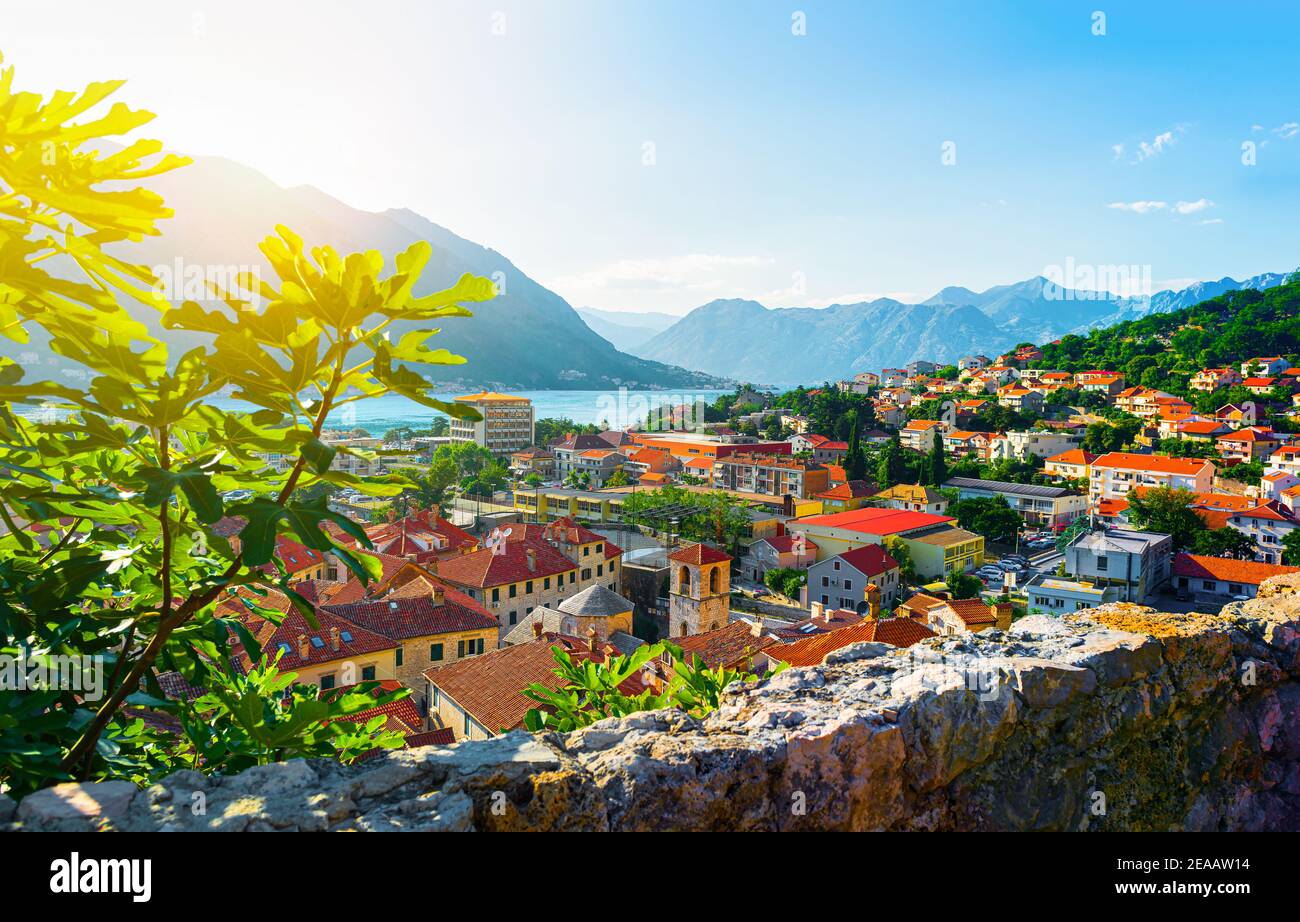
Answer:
[668,543,732,637]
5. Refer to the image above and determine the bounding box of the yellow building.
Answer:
[793,506,984,580]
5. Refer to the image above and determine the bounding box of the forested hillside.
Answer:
[1040,274,1300,397]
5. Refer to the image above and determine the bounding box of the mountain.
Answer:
[634,297,1010,386]
[575,307,680,352]
[7,155,726,392]
[635,271,1295,385]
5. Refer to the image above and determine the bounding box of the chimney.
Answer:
[750,616,764,638]
[329,627,340,651]
[809,600,824,620]
[531,619,544,639]
[297,633,309,659]
[865,583,881,621]
[585,624,598,648]
[526,548,536,572]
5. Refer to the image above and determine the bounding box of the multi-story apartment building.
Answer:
[449,391,535,456]
[996,385,1044,413]
[1216,427,1283,463]
[711,452,829,499]
[1190,367,1242,392]
[987,429,1082,463]
[1063,527,1173,603]
[899,419,942,453]
[1240,356,1290,377]
[1088,452,1216,501]
[1075,370,1125,396]
[941,429,992,459]
[1267,444,1300,478]
[943,477,1087,532]
[1043,448,1097,482]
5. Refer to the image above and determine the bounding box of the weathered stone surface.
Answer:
[6,581,1300,831]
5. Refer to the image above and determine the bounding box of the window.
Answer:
[833,561,840,570]
[491,588,500,603]
[458,640,465,657]
[583,546,590,556]
[582,568,591,580]
[821,576,829,587]
[361,665,376,681]
[395,648,404,667]
[843,579,853,591]
[430,643,444,661]
[569,572,576,584]
[1203,580,1215,590]
[597,564,603,576]
[464,714,472,736]
[509,611,517,625]
[1096,555,1108,571]
[543,577,550,590]
[525,581,533,594]
[509,584,517,598]
[320,674,336,690]
[821,595,829,605]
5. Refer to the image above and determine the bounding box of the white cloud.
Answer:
[1114,124,1191,164]
[1198,218,1224,225]
[1107,200,1167,214]
[1274,122,1300,139]
[1173,198,1214,214]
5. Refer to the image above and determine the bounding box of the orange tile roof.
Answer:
[1091,452,1213,475]
[425,635,641,733]
[671,621,779,669]
[1172,553,1300,586]
[1217,427,1279,443]
[766,617,936,666]
[1046,448,1097,466]
[815,479,876,500]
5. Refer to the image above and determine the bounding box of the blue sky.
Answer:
[6,0,1300,313]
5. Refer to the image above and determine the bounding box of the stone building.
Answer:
[668,543,732,637]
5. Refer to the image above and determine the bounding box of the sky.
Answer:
[4,0,1300,315]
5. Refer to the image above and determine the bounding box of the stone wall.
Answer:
[6,576,1300,832]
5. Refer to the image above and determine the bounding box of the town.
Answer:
[181,285,1300,749]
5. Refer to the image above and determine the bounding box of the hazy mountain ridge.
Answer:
[5,155,726,392]
[634,270,1296,385]
[574,307,679,352]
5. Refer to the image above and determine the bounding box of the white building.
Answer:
[449,391,535,456]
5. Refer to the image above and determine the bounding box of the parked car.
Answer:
[997,560,1024,572]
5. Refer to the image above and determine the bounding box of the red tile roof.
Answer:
[322,587,498,640]
[797,506,955,535]
[220,588,398,672]
[669,543,732,565]
[1172,553,1300,587]
[436,537,577,589]
[835,544,900,578]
